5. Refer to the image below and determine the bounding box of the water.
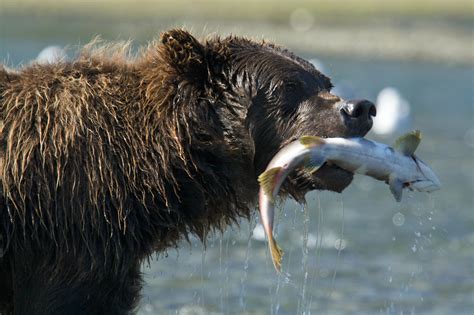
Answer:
[1,41,473,315]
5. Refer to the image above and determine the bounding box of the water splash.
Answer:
[297,202,310,314]
[200,241,206,307]
[239,217,256,312]
[308,193,324,312]
[219,231,230,315]
[327,197,346,312]
[271,202,288,315]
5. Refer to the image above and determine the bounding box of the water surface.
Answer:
[1,41,473,315]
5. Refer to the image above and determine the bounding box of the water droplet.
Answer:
[416,264,423,273]
[251,224,266,241]
[392,212,405,226]
[306,233,318,248]
[388,276,393,283]
[319,268,330,277]
[428,216,432,221]
[334,238,346,250]
[411,244,417,252]
[414,231,421,237]
[392,236,396,241]
[289,8,314,32]
[432,226,436,230]
[143,303,154,313]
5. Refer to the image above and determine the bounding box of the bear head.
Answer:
[154,29,376,201]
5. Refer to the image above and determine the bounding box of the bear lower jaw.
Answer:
[285,164,354,202]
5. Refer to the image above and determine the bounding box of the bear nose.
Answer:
[341,99,377,119]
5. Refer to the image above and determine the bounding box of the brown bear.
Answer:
[0,29,375,314]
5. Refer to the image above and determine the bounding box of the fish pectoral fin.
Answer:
[299,135,325,148]
[258,167,282,200]
[388,175,404,202]
[268,235,284,272]
[393,130,422,156]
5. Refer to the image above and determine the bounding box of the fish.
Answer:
[258,130,441,272]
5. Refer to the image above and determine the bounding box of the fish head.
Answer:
[408,158,442,193]
[276,96,377,196]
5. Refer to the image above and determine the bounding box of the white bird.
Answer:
[372,87,412,136]
[36,46,67,64]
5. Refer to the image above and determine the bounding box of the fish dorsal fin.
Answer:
[258,167,282,200]
[299,135,325,148]
[393,130,422,156]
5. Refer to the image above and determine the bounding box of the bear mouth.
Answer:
[284,163,354,202]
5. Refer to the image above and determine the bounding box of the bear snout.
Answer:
[339,99,376,136]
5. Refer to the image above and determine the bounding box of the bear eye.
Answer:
[284,81,300,94]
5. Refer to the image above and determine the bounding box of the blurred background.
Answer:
[1,0,473,314]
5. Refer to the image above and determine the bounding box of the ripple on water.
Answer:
[392,212,406,226]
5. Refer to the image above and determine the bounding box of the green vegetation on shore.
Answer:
[2,0,473,21]
[1,0,473,65]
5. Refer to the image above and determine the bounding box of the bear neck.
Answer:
[137,61,258,245]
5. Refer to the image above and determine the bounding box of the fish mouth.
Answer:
[408,179,442,193]
[284,163,354,201]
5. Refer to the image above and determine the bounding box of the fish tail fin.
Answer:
[258,167,282,200]
[299,135,325,148]
[268,234,284,272]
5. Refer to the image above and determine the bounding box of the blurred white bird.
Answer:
[36,45,67,64]
[308,59,410,136]
[372,87,412,136]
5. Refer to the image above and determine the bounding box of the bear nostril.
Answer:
[343,99,376,119]
[340,103,354,117]
[369,104,377,117]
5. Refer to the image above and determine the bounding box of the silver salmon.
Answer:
[258,130,441,272]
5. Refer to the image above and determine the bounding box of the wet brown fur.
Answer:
[0,29,369,314]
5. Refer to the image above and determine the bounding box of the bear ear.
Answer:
[160,29,207,80]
